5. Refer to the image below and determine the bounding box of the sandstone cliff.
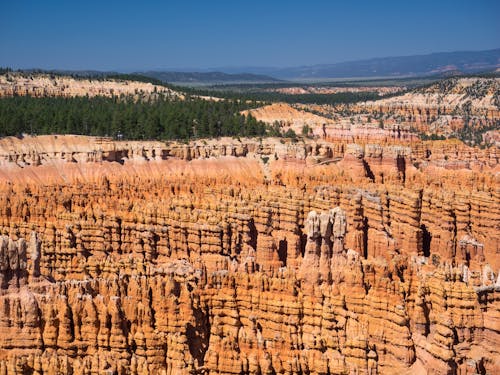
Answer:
[0,135,498,374]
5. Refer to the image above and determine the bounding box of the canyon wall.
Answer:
[0,135,498,374]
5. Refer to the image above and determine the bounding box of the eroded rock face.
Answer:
[0,135,498,374]
[352,78,500,137]
[0,73,180,99]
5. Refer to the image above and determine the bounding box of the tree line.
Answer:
[0,95,270,140]
[178,86,381,106]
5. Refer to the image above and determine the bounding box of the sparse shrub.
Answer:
[283,128,297,138]
[301,124,312,137]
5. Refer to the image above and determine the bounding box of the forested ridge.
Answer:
[0,95,270,140]
[179,86,382,105]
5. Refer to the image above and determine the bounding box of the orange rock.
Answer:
[0,135,498,374]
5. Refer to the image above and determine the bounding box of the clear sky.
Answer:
[1,0,499,71]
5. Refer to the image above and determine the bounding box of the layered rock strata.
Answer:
[348,78,500,136]
[0,74,180,99]
[0,135,498,374]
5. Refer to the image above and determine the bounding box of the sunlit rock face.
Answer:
[352,78,500,137]
[0,135,498,375]
[0,74,181,99]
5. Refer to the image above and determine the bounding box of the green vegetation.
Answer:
[178,86,381,106]
[0,69,392,140]
[419,133,446,141]
[0,95,269,140]
[283,128,297,138]
[418,121,499,148]
[0,67,13,75]
[455,122,499,147]
[301,124,312,137]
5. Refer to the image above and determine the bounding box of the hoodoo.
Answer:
[0,132,498,374]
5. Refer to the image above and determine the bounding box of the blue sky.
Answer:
[1,0,499,71]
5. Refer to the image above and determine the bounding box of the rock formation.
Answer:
[350,77,500,137]
[0,134,498,374]
[270,85,404,96]
[241,102,335,135]
[0,73,180,99]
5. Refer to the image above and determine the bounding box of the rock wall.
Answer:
[0,74,180,99]
[0,135,498,374]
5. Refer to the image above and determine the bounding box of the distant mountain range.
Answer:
[137,71,282,85]
[216,48,500,80]
[139,49,499,84]
[11,48,500,85]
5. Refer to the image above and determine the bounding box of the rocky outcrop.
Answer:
[270,85,404,96]
[0,135,498,374]
[0,73,180,99]
[241,102,334,134]
[299,208,347,285]
[349,78,500,137]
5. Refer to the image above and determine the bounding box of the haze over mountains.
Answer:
[10,48,500,85]
[138,71,282,85]
[138,48,500,84]
[218,48,500,79]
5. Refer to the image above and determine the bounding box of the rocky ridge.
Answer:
[0,74,180,99]
[268,86,404,96]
